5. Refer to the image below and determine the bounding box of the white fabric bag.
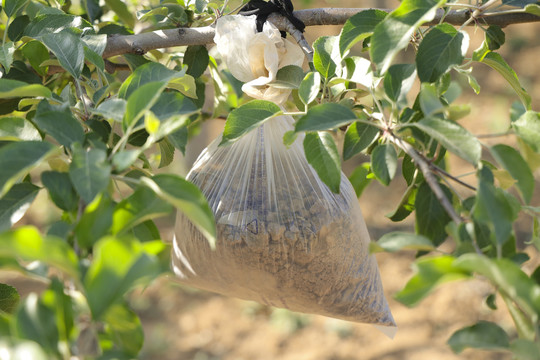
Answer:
[173,15,396,334]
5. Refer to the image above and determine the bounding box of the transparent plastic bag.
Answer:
[173,15,396,335]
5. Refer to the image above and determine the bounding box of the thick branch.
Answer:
[103,7,540,58]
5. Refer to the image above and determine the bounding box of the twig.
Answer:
[432,164,477,191]
[391,135,463,224]
[102,8,540,58]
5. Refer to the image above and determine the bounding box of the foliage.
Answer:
[0,0,539,358]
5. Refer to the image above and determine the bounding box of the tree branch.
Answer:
[103,7,540,59]
[391,135,463,225]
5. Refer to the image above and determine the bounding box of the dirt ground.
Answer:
[4,1,540,359]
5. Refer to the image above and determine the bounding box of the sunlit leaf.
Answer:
[371,232,434,253]
[298,72,321,106]
[0,183,40,232]
[220,100,281,145]
[0,116,41,141]
[0,79,51,99]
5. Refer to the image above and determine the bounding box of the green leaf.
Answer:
[348,163,372,198]
[24,14,92,38]
[419,83,444,116]
[456,253,540,317]
[479,52,531,109]
[415,181,452,246]
[383,64,417,104]
[371,232,434,253]
[167,126,188,155]
[273,65,305,89]
[84,237,165,319]
[123,81,167,130]
[298,72,321,106]
[184,45,209,78]
[69,144,111,204]
[14,293,59,353]
[112,187,172,236]
[485,25,505,51]
[167,74,197,99]
[112,150,140,172]
[313,36,339,78]
[41,171,78,212]
[295,103,357,132]
[416,24,468,83]
[21,41,49,76]
[104,0,135,28]
[74,194,113,249]
[118,62,179,99]
[0,79,51,99]
[33,100,85,148]
[0,141,56,197]
[0,183,40,232]
[3,0,29,17]
[339,9,387,56]
[103,303,144,356]
[41,31,84,78]
[220,100,281,145]
[525,3,540,15]
[0,116,40,141]
[370,0,446,74]
[0,283,20,314]
[0,226,79,279]
[412,117,481,165]
[84,46,104,71]
[371,143,397,186]
[512,111,540,152]
[0,42,15,74]
[448,321,510,354]
[141,174,216,247]
[303,132,341,193]
[490,144,534,203]
[158,138,175,168]
[510,339,540,360]
[395,255,470,306]
[343,121,379,160]
[343,56,374,87]
[386,185,417,222]
[474,176,519,246]
[93,98,127,122]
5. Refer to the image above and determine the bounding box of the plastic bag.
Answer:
[173,15,396,335]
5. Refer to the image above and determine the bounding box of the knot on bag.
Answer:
[214,15,304,104]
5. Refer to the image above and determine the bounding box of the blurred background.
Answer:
[6,0,540,359]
